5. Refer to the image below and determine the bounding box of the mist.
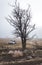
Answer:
[0,0,42,38]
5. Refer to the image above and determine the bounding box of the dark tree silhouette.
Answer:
[6,1,35,50]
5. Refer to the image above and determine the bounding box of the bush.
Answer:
[0,53,13,61]
[35,50,42,57]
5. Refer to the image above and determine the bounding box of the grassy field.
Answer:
[0,38,42,65]
[0,38,42,49]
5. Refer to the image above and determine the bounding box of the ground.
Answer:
[0,38,42,65]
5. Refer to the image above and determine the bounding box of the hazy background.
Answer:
[0,0,42,38]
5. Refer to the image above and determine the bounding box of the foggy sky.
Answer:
[0,0,42,38]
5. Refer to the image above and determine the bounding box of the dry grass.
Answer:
[0,38,42,49]
[0,38,42,65]
[0,58,42,65]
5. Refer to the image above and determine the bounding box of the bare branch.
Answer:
[6,1,35,50]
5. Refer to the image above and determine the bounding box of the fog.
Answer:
[0,0,42,38]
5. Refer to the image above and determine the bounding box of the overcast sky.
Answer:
[0,0,42,38]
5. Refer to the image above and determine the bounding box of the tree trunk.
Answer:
[22,38,26,51]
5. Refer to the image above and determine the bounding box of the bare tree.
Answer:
[6,1,35,50]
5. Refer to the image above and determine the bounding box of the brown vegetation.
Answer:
[0,38,42,65]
